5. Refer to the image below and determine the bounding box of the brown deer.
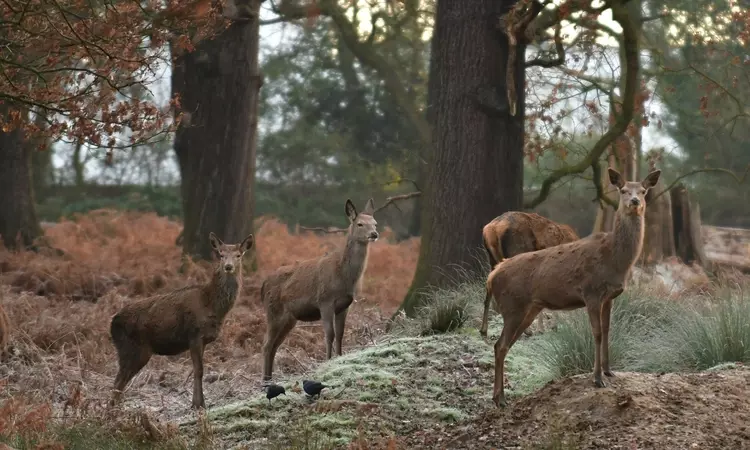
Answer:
[481,212,580,335]
[482,168,661,407]
[261,198,378,381]
[110,232,253,409]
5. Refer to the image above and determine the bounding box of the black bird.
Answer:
[302,379,330,399]
[263,384,286,403]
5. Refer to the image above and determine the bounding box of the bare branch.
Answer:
[590,158,618,208]
[373,191,422,215]
[651,167,750,201]
[525,23,564,68]
[299,191,422,234]
[524,1,640,209]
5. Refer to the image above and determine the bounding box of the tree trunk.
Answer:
[671,183,709,268]
[398,0,525,315]
[640,174,675,265]
[0,106,42,250]
[30,112,53,199]
[172,14,262,261]
[593,152,617,233]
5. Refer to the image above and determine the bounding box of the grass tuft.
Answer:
[638,291,750,372]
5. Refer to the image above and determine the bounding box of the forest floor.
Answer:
[1,210,749,449]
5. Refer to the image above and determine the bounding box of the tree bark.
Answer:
[398,0,525,315]
[0,105,42,250]
[671,183,709,268]
[172,12,262,260]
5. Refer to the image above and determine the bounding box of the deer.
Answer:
[109,231,253,409]
[481,168,661,408]
[261,198,378,381]
[481,211,580,335]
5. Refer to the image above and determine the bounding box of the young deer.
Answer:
[110,232,253,409]
[482,211,580,335]
[482,168,661,407]
[261,198,378,381]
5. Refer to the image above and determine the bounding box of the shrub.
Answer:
[528,290,678,378]
[392,263,487,336]
[639,291,750,372]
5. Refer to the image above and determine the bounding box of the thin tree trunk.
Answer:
[0,105,42,250]
[399,0,525,315]
[172,13,262,260]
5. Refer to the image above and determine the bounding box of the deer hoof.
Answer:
[594,378,606,388]
[604,370,615,377]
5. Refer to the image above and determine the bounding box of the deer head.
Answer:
[209,232,254,274]
[345,198,379,243]
[609,168,661,217]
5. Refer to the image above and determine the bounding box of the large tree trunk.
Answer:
[398,0,525,315]
[172,13,262,260]
[0,106,42,250]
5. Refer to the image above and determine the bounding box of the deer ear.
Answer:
[209,232,222,251]
[642,170,661,189]
[608,168,625,189]
[239,234,254,254]
[345,199,357,222]
[363,198,375,215]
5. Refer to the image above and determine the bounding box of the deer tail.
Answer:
[480,270,497,338]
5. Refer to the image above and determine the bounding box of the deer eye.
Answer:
[357,223,363,227]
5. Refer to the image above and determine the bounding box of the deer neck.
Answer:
[611,209,645,274]
[210,268,241,319]
[338,235,370,291]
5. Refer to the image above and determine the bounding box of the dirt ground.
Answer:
[402,367,750,450]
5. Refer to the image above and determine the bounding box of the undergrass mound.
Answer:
[189,329,550,448]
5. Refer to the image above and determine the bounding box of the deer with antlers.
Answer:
[261,198,379,381]
[482,168,661,407]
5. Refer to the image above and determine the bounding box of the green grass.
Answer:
[637,291,750,372]
[525,284,750,377]
[527,290,679,378]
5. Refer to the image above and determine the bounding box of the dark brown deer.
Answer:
[110,232,253,409]
[482,168,661,407]
[481,212,580,335]
[261,198,378,381]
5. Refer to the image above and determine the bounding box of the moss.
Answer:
[422,407,466,422]
[196,330,545,447]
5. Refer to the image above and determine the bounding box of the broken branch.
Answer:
[299,191,422,234]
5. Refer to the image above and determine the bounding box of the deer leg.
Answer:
[601,297,615,377]
[190,339,206,410]
[321,307,335,360]
[493,305,541,408]
[333,307,349,357]
[586,301,605,388]
[111,345,151,406]
[262,316,296,381]
[480,288,494,338]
